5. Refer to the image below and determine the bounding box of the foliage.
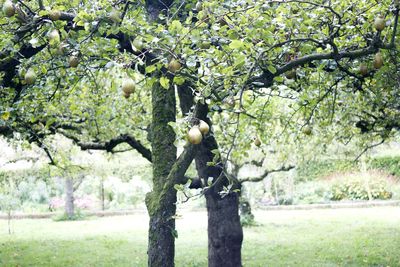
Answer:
[330,172,393,201]
[0,0,399,263]
[239,198,257,227]
[293,181,332,204]
[296,159,357,182]
[0,194,19,213]
[52,209,86,221]
[370,156,400,179]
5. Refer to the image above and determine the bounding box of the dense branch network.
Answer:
[0,0,399,174]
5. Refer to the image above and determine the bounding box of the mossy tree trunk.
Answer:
[145,82,177,267]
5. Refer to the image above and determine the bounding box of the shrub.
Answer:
[330,173,393,201]
[52,209,86,221]
[370,156,400,179]
[293,182,332,204]
[296,160,357,182]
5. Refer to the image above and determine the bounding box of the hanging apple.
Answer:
[373,52,383,69]
[131,38,144,51]
[24,69,37,85]
[198,120,210,135]
[302,126,312,136]
[109,8,120,23]
[188,127,203,144]
[2,0,15,17]
[168,59,182,73]
[48,29,60,45]
[49,10,61,21]
[254,137,261,147]
[359,64,368,76]
[285,69,296,79]
[122,78,135,95]
[195,1,203,11]
[69,56,79,68]
[374,15,385,31]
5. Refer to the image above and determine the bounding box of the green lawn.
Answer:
[1,207,399,267]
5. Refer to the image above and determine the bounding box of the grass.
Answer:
[1,207,400,266]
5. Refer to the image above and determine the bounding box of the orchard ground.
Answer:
[1,207,399,267]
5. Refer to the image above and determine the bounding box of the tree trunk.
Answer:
[146,81,177,267]
[100,178,105,211]
[194,104,243,267]
[178,87,243,266]
[65,177,74,218]
[147,190,177,267]
[7,210,11,235]
[206,192,243,267]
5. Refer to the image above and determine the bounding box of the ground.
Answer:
[0,207,399,266]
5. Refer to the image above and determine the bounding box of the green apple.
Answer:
[122,78,135,94]
[188,127,202,144]
[168,59,182,73]
[24,69,37,85]
[373,52,383,69]
[49,10,61,21]
[2,0,15,17]
[374,15,385,31]
[198,120,209,135]
[69,56,79,68]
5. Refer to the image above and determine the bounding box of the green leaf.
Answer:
[229,40,243,50]
[169,20,182,33]
[1,112,10,121]
[171,229,178,239]
[267,65,277,74]
[145,65,157,74]
[173,76,185,85]
[160,76,170,89]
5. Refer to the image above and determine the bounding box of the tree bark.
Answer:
[65,177,75,218]
[195,138,243,267]
[147,190,177,267]
[100,178,105,211]
[206,192,243,267]
[146,81,177,267]
[178,94,243,267]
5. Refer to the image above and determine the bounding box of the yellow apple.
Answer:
[198,120,209,135]
[49,10,61,21]
[24,69,36,85]
[168,59,182,73]
[254,137,261,147]
[122,78,135,94]
[359,64,368,76]
[373,52,383,69]
[69,56,79,68]
[2,1,15,17]
[374,16,385,31]
[188,127,202,144]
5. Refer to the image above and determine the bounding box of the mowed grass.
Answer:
[1,207,400,267]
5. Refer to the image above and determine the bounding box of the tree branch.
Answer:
[239,165,295,183]
[59,130,152,162]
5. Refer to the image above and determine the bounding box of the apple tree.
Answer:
[1,0,399,267]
